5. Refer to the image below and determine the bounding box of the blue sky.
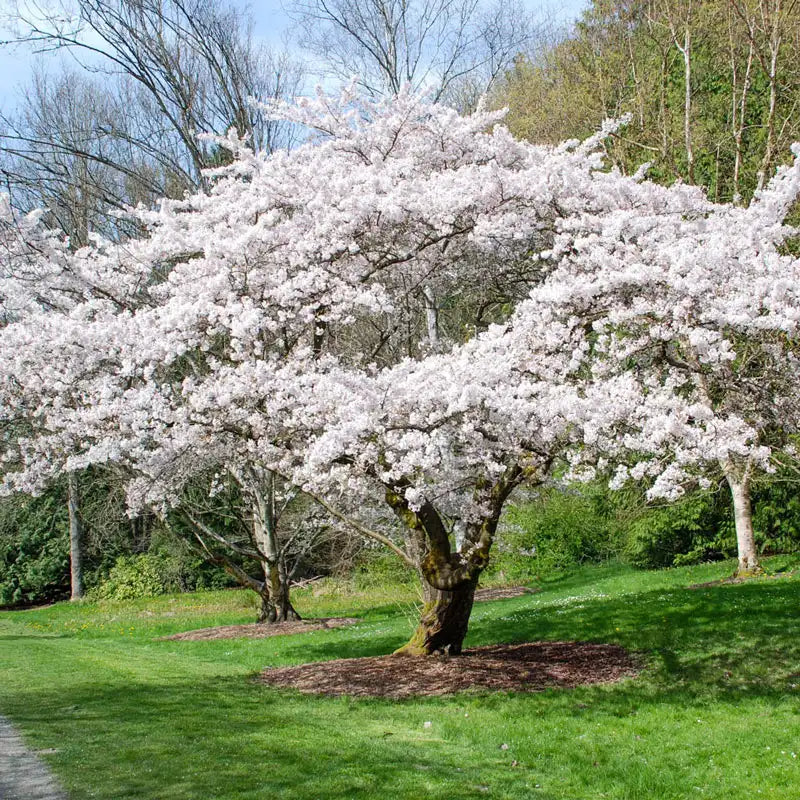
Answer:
[0,0,590,112]
[244,0,591,46]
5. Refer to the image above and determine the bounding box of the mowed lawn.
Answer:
[1,559,800,800]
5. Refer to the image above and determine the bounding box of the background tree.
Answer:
[0,0,305,602]
[539,147,800,575]
[1,0,303,238]
[496,0,800,204]
[494,0,800,573]
[290,0,538,107]
[165,469,354,623]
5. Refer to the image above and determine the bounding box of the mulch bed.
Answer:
[160,587,536,642]
[160,617,359,642]
[688,571,795,590]
[688,577,749,589]
[474,586,540,602]
[258,641,640,698]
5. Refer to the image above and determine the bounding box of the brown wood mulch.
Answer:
[688,571,795,589]
[160,586,537,642]
[474,586,540,602]
[258,641,640,698]
[160,617,359,642]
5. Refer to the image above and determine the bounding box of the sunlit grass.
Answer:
[2,556,799,799]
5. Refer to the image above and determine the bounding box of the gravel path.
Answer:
[0,716,67,800]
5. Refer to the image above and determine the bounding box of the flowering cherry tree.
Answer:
[537,146,800,575]
[0,196,140,599]
[0,90,609,649]
[2,89,798,651]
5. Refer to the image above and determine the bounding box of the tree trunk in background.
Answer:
[394,578,478,655]
[755,0,782,190]
[67,472,84,600]
[668,7,696,185]
[257,560,301,623]
[729,24,754,204]
[726,473,762,575]
[251,476,301,623]
[422,285,440,350]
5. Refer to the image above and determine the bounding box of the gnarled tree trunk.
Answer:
[394,578,478,655]
[388,463,525,656]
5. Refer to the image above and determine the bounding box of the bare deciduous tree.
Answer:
[1,0,303,235]
[290,0,537,105]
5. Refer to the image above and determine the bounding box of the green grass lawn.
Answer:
[2,558,800,799]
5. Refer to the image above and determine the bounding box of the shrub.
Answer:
[90,539,235,601]
[0,487,70,606]
[487,483,625,582]
[623,490,734,569]
[622,479,800,570]
[752,480,800,557]
[89,553,175,601]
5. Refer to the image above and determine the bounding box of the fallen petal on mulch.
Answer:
[160,617,359,642]
[259,641,640,698]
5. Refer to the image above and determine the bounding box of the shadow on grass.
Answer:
[466,578,800,701]
[3,566,800,799]
[2,674,558,800]
[4,656,799,800]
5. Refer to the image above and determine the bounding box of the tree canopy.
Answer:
[2,89,799,647]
